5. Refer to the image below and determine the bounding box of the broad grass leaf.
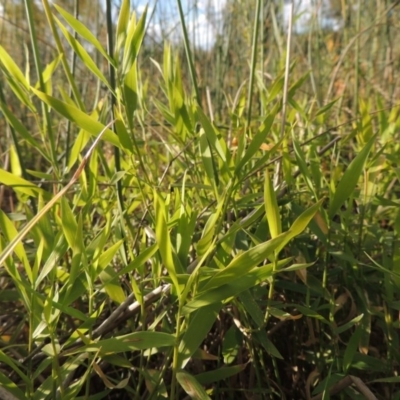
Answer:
[0,45,29,90]
[154,191,182,294]
[98,241,125,304]
[183,262,283,315]
[0,369,27,400]
[33,357,87,400]
[177,303,221,368]
[31,89,120,147]
[195,364,247,385]
[99,268,126,304]
[117,243,158,278]
[141,369,168,398]
[196,106,228,164]
[264,168,281,239]
[350,353,388,372]
[0,169,49,199]
[36,233,68,286]
[239,290,264,327]
[201,232,291,292]
[268,74,284,102]
[280,199,325,256]
[54,16,112,92]
[335,313,364,335]
[177,210,197,268]
[115,0,131,55]
[197,200,224,257]
[60,198,78,250]
[0,209,30,275]
[329,134,376,219]
[371,377,400,383]
[288,71,310,96]
[58,276,88,313]
[222,325,242,364]
[291,305,329,324]
[65,332,175,355]
[292,138,317,198]
[253,330,283,359]
[199,127,218,190]
[0,103,48,160]
[0,349,31,387]
[123,61,138,127]
[67,129,91,171]
[34,55,62,89]
[9,145,21,178]
[54,4,114,66]
[65,215,84,293]
[235,108,277,172]
[121,7,147,78]
[176,371,211,400]
[315,98,339,117]
[115,117,134,154]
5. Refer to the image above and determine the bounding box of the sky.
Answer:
[133,0,227,49]
[132,0,341,48]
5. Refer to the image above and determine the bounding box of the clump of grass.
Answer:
[0,1,400,399]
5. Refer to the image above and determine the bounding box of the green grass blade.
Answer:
[236,107,277,172]
[154,191,182,294]
[54,16,113,93]
[329,135,376,219]
[121,6,147,78]
[199,127,219,191]
[195,364,247,385]
[177,303,221,368]
[264,168,281,239]
[343,325,363,373]
[183,262,283,315]
[196,106,228,164]
[0,45,29,90]
[31,88,120,147]
[64,331,175,355]
[176,370,212,400]
[0,169,49,199]
[54,4,115,66]
[115,0,130,57]
[201,232,291,292]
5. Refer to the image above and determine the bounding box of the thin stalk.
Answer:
[41,0,85,111]
[105,0,129,261]
[274,0,293,188]
[353,0,361,115]
[24,0,57,166]
[65,0,79,167]
[245,0,262,128]
[0,83,37,214]
[264,256,278,325]
[170,308,183,400]
[176,0,200,103]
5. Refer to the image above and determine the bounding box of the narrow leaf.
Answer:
[121,7,147,77]
[54,4,114,66]
[31,89,120,147]
[154,191,182,293]
[264,168,281,239]
[329,135,376,219]
[201,232,291,292]
[176,371,211,400]
[178,303,221,368]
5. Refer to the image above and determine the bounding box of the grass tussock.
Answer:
[0,0,400,399]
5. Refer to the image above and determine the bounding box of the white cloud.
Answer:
[142,0,227,49]
[283,0,342,34]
